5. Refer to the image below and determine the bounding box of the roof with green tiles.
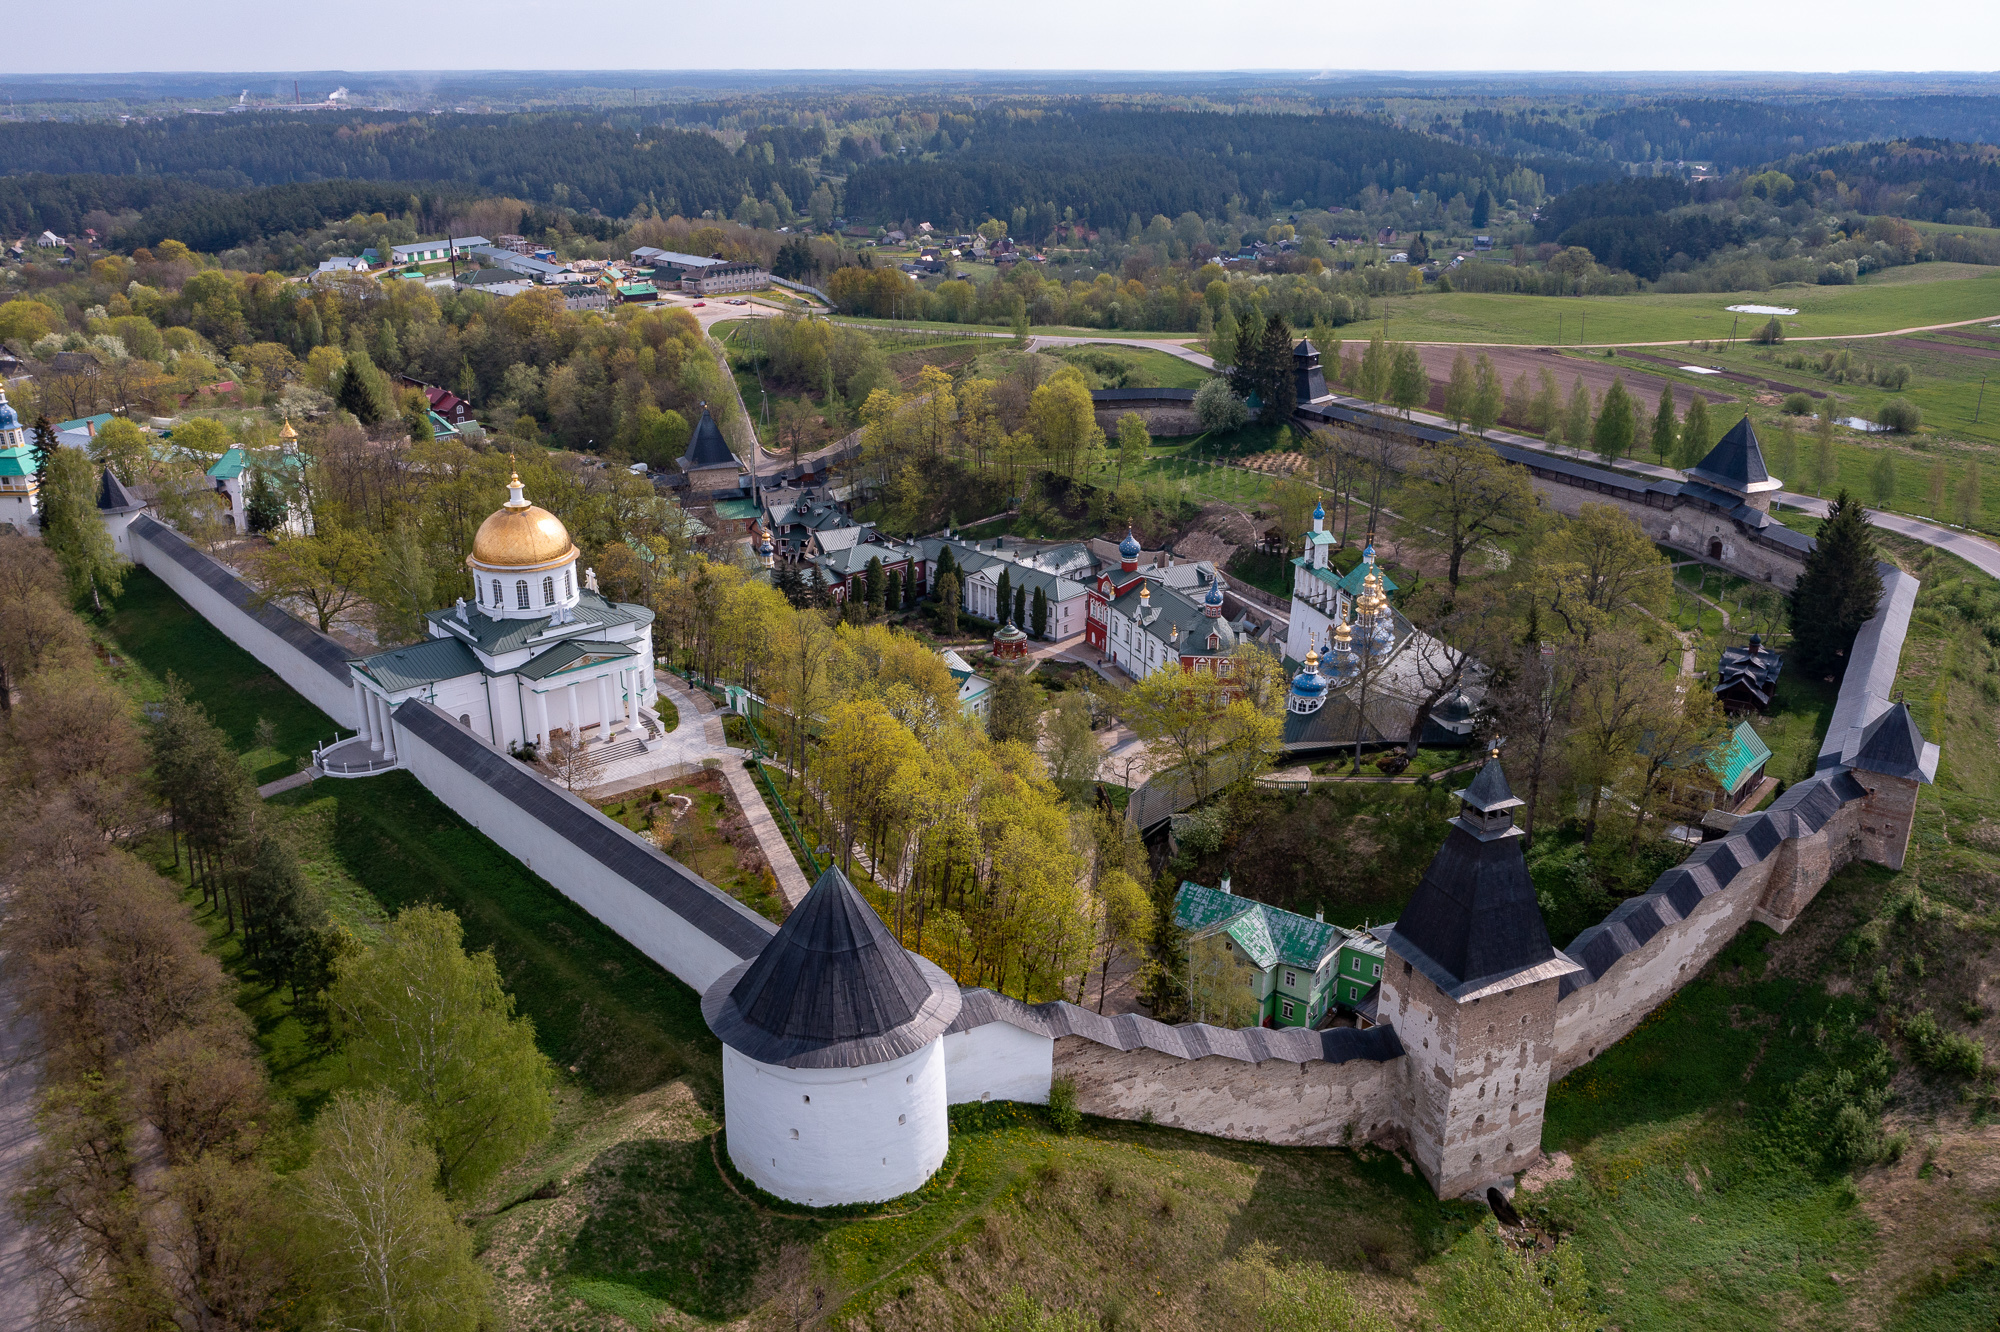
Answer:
[355,636,481,692]
[1292,558,1345,593]
[517,638,638,682]
[1335,560,1398,597]
[714,499,762,521]
[1708,719,1774,796]
[0,445,31,478]
[1174,881,1344,971]
[205,446,246,480]
[424,590,650,658]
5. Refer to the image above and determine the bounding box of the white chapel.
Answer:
[343,473,658,761]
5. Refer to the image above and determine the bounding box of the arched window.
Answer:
[542,576,555,606]
[491,579,502,607]
[515,580,529,609]
[475,580,482,604]
[564,569,573,599]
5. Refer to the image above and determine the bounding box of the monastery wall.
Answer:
[1525,478,1806,588]
[391,699,775,993]
[126,515,362,730]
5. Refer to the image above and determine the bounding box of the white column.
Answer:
[353,679,372,741]
[381,697,397,762]
[565,682,580,744]
[367,691,384,750]
[596,673,614,739]
[536,689,552,746]
[622,668,636,726]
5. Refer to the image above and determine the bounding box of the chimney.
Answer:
[1316,907,1324,922]
[1220,876,1232,895]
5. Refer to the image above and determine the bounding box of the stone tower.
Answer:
[1376,754,1579,1197]
[1844,701,1937,871]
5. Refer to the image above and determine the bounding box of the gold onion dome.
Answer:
[470,472,578,571]
[277,416,298,442]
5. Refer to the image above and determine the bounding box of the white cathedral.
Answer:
[342,473,659,762]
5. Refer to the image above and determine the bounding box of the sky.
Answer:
[5,0,1999,75]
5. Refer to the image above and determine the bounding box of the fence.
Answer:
[733,709,822,879]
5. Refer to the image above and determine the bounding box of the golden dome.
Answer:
[277,416,298,442]
[469,473,578,571]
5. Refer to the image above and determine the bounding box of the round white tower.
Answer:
[702,865,961,1207]
[466,472,582,620]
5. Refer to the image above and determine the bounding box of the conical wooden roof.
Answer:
[702,865,960,1068]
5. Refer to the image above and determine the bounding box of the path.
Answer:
[1395,311,2000,350]
[0,892,43,1330]
[1259,756,1487,787]
[1315,391,2000,581]
[653,672,812,909]
[257,767,316,798]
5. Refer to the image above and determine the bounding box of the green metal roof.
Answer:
[1335,560,1398,597]
[0,446,31,478]
[424,590,650,658]
[1174,881,1343,971]
[517,638,638,682]
[205,446,245,480]
[355,636,481,692]
[618,283,658,297]
[1707,719,1774,796]
[714,499,762,521]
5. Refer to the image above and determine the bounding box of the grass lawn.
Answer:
[1049,342,1210,390]
[1363,264,2000,347]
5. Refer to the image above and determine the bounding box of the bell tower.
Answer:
[1376,752,1579,1197]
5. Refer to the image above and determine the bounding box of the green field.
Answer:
[1364,264,2000,347]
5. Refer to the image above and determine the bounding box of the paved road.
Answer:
[1393,311,2000,350]
[1315,391,2000,581]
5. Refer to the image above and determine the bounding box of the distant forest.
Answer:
[837,108,1601,229]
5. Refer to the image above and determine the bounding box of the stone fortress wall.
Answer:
[129,513,1926,1199]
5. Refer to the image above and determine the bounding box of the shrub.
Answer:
[1877,398,1922,433]
[1194,376,1250,433]
[1047,1076,1082,1135]
[1905,1009,1986,1078]
[1781,392,1816,416]
[1876,363,1913,391]
[1752,316,1786,345]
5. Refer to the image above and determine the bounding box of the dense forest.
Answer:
[838,107,1599,229]
[0,114,811,221]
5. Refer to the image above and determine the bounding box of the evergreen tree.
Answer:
[774,563,806,608]
[246,467,288,533]
[1226,312,1267,405]
[1650,383,1678,462]
[937,570,961,634]
[864,555,886,615]
[1408,232,1431,265]
[995,568,1013,625]
[1031,584,1049,639]
[885,568,903,616]
[29,416,56,532]
[933,544,957,598]
[1014,583,1027,627]
[1255,315,1296,421]
[1472,189,1493,229]
[1789,491,1884,678]
[1592,375,1636,461]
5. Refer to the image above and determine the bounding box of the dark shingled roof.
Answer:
[1458,754,1522,813]
[96,467,145,514]
[1387,761,1566,994]
[1849,701,1933,783]
[1687,416,1772,494]
[704,865,960,1068]
[682,407,737,470]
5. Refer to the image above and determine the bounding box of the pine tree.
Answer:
[1014,584,1027,627]
[29,416,56,532]
[1031,584,1048,639]
[1472,189,1493,229]
[1650,383,1678,462]
[864,555,886,615]
[1789,490,1884,678]
[885,569,903,616]
[995,568,1013,625]
[933,544,957,598]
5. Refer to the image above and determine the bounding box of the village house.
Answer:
[1174,878,1387,1028]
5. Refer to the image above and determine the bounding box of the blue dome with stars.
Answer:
[1205,578,1225,606]
[1118,528,1142,559]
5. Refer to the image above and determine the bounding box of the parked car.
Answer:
[725,297,749,305]
[692,301,706,307]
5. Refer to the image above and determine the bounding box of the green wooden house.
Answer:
[1173,879,1388,1028]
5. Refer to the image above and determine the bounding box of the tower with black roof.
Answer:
[1374,752,1579,1197]
[1844,700,1937,870]
[703,864,961,1206]
[1685,416,1783,514]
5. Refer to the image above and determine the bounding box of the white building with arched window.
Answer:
[338,472,659,764]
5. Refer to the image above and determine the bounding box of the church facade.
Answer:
[344,473,658,761]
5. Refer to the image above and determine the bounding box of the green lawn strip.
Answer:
[95,568,331,785]
[597,774,789,923]
[266,774,718,1099]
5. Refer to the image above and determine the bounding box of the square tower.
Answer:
[1375,754,1579,1197]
